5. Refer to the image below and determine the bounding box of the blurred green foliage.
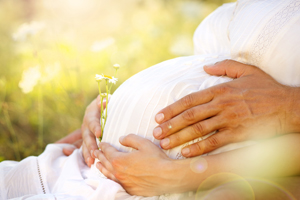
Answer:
[0,0,233,161]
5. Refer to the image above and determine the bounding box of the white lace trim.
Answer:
[36,158,46,194]
[250,0,300,66]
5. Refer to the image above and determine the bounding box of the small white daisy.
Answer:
[109,77,118,84]
[113,64,120,70]
[95,74,104,81]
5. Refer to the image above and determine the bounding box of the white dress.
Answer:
[1,1,300,199]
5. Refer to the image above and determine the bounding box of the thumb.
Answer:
[204,60,254,79]
[62,146,77,156]
[119,134,149,150]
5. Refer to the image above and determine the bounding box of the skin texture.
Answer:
[57,60,300,197]
[94,133,300,197]
[153,60,300,157]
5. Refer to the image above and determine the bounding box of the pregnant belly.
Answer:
[101,54,232,159]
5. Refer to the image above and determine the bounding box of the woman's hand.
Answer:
[94,133,300,197]
[58,96,106,166]
[81,95,108,167]
[56,129,82,155]
[94,134,186,196]
[153,60,300,157]
[59,95,108,166]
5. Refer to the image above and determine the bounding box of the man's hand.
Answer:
[153,60,300,157]
[94,134,184,196]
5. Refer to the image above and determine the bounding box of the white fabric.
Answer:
[1,0,300,199]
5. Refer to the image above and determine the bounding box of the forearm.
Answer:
[172,134,300,192]
[287,86,300,133]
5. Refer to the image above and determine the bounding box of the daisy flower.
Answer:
[109,77,118,84]
[95,74,104,81]
[102,75,113,81]
[113,64,120,70]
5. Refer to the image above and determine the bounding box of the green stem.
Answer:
[104,81,109,130]
[100,96,104,141]
[98,81,104,141]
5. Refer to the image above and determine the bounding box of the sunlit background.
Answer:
[0,0,233,161]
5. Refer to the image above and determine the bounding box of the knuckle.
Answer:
[207,136,219,147]
[163,106,174,119]
[164,121,173,132]
[114,171,123,180]
[193,142,203,155]
[226,110,239,120]
[191,122,205,136]
[110,158,119,169]
[222,59,234,66]
[100,143,108,152]
[126,133,135,141]
[217,85,232,94]
[82,130,91,140]
[182,109,196,122]
[170,133,181,145]
[110,157,121,169]
[181,94,194,108]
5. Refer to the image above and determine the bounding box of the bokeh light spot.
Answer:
[190,157,208,174]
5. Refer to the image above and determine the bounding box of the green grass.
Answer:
[0,0,233,161]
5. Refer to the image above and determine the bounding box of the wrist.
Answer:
[164,158,209,193]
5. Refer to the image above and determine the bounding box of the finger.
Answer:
[82,142,94,167]
[119,134,152,150]
[87,117,102,138]
[160,116,226,150]
[55,129,82,144]
[204,60,256,78]
[181,130,234,157]
[98,142,121,161]
[62,146,77,156]
[93,150,114,171]
[155,90,215,124]
[82,128,99,153]
[96,162,118,182]
[73,139,83,148]
[154,103,220,140]
[82,127,98,166]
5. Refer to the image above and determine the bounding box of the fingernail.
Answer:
[94,151,98,158]
[155,113,164,123]
[161,138,170,148]
[182,148,190,156]
[204,63,214,68]
[96,162,101,169]
[119,136,125,143]
[86,156,91,164]
[153,127,162,138]
[88,157,94,166]
[65,146,75,152]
